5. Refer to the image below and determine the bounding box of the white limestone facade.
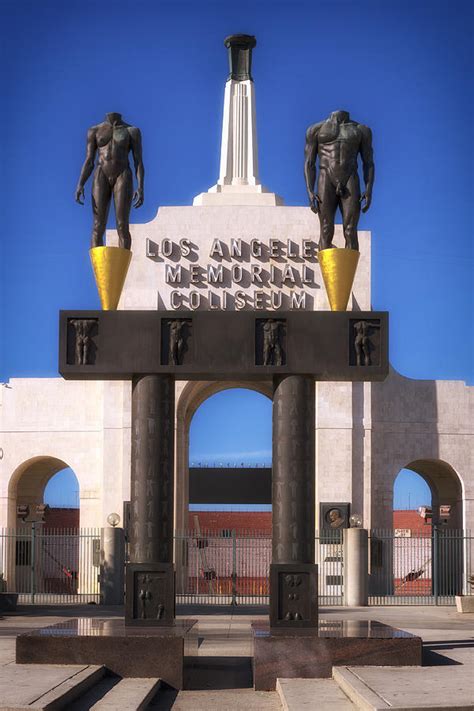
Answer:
[0,206,472,537]
[118,207,370,311]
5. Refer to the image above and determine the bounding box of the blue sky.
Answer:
[1,1,472,508]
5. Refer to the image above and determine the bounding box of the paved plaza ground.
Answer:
[0,604,472,709]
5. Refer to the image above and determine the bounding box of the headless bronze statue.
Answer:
[75,112,144,250]
[304,110,374,251]
[263,320,283,366]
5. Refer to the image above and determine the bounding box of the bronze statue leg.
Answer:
[317,170,338,249]
[177,338,184,364]
[362,336,370,366]
[263,343,271,366]
[274,344,283,367]
[91,168,112,248]
[113,167,133,250]
[340,174,360,250]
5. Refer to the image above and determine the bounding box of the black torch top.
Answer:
[224,34,257,81]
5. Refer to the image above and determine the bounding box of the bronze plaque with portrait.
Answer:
[320,502,350,542]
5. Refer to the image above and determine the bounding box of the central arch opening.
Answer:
[181,387,272,603]
[189,387,272,514]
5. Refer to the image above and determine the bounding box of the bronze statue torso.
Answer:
[318,120,362,186]
[264,321,279,346]
[75,112,144,250]
[304,109,374,250]
[95,122,134,182]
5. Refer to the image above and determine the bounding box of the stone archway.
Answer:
[403,459,465,595]
[8,456,74,529]
[389,459,465,597]
[5,456,83,595]
[174,381,272,592]
[174,380,272,533]
[403,459,463,528]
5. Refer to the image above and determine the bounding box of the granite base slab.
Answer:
[252,619,422,691]
[0,592,18,611]
[16,618,198,690]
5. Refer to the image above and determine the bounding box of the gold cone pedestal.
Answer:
[319,247,360,311]
[89,247,132,311]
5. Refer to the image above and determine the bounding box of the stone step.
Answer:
[89,678,162,711]
[2,664,107,711]
[332,666,474,711]
[332,668,386,711]
[276,678,354,710]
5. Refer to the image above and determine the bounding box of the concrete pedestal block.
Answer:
[455,595,474,612]
[16,618,198,689]
[252,619,422,691]
[0,593,18,611]
[344,528,369,606]
[101,527,125,606]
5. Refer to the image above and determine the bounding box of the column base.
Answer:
[270,563,318,629]
[193,184,284,206]
[125,563,175,626]
[252,619,422,690]
[17,618,198,689]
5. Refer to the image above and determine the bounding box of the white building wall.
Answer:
[0,207,472,536]
[1,370,471,534]
[0,379,104,528]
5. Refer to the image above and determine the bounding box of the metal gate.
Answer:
[316,530,344,605]
[369,528,473,605]
[0,527,101,604]
[175,529,344,605]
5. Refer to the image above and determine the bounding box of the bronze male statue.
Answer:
[75,112,144,250]
[263,319,283,366]
[70,319,96,365]
[169,320,187,366]
[304,110,374,251]
[354,320,381,366]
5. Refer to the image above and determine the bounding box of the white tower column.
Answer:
[193,34,283,206]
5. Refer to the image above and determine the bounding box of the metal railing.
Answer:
[0,527,101,604]
[317,529,344,605]
[5,524,469,608]
[369,528,473,605]
[175,529,270,605]
[175,529,344,606]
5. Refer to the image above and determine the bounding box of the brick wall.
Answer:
[188,510,271,533]
[43,507,427,533]
[393,510,431,533]
[188,509,428,533]
[44,507,80,530]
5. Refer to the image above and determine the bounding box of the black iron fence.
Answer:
[369,528,473,605]
[0,527,101,604]
[174,529,344,606]
[1,526,471,607]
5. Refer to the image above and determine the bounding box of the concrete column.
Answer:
[344,527,369,606]
[270,375,318,628]
[129,375,174,564]
[272,375,315,564]
[101,526,125,605]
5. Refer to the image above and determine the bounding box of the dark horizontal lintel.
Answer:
[59,310,389,382]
